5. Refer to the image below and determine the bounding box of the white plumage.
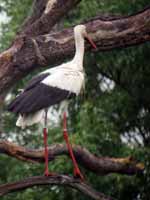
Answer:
[16,109,45,128]
[42,65,84,95]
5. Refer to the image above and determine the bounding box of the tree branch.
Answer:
[21,0,48,31]
[0,175,113,200]
[0,140,144,175]
[0,7,150,95]
[21,0,81,37]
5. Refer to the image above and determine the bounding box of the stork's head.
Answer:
[74,25,97,49]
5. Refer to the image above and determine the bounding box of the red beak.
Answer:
[85,35,97,49]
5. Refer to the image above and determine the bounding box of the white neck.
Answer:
[72,33,85,69]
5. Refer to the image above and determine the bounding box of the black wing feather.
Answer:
[8,83,76,114]
[24,73,50,91]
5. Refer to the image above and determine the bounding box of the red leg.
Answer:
[43,109,54,176]
[63,112,84,180]
[43,127,54,176]
[43,127,49,176]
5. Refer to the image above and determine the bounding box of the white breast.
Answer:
[42,69,84,95]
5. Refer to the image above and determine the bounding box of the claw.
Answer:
[44,170,55,177]
[73,167,84,181]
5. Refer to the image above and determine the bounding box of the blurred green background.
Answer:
[0,0,150,199]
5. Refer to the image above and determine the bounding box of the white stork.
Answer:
[8,25,96,180]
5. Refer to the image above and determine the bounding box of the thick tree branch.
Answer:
[21,0,81,37]
[0,7,150,96]
[0,175,113,200]
[21,0,48,31]
[0,140,144,175]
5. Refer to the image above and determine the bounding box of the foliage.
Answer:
[0,0,150,200]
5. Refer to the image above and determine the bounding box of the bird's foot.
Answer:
[44,170,56,177]
[73,167,84,181]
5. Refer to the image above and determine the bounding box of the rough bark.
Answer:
[21,0,49,31]
[21,0,81,37]
[0,7,150,96]
[0,175,113,200]
[0,140,144,175]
